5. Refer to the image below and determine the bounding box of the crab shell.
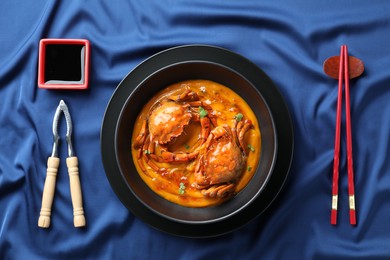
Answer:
[195,125,247,190]
[202,135,245,185]
[148,101,192,144]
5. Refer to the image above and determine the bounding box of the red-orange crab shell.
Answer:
[194,124,251,198]
[148,101,192,145]
[202,137,245,185]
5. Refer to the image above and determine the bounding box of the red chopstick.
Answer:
[343,45,356,225]
[331,46,344,225]
[331,45,357,225]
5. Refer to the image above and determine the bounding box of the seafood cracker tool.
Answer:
[38,100,86,228]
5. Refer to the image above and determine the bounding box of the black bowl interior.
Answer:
[115,61,276,223]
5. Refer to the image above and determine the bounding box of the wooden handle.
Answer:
[66,156,86,227]
[38,157,60,228]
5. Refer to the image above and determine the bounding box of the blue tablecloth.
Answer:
[2,0,390,259]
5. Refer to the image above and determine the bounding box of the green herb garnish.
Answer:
[199,106,208,118]
[144,150,151,155]
[179,182,186,194]
[247,166,252,172]
[234,113,243,122]
[184,144,190,150]
[247,144,255,152]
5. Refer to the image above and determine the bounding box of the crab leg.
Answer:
[194,154,208,187]
[236,120,244,135]
[148,139,155,154]
[216,184,235,197]
[144,154,165,173]
[238,119,252,155]
[200,125,228,152]
[133,118,148,148]
[138,158,147,172]
[232,120,239,147]
[202,133,214,151]
[202,183,235,198]
[140,147,166,173]
[200,117,211,143]
[188,101,218,126]
[169,89,199,102]
[142,136,151,153]
[190,112,211,144]
[135,135,164,173]
[160,149,199,162]
[137,147,143,159]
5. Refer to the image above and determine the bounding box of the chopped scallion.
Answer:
[179,182,186,194]
[199,106,208,118]
[234,113,243,122]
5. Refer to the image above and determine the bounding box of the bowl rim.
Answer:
[101,44,294,237]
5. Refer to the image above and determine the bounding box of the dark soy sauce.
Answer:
[44,44,84,82]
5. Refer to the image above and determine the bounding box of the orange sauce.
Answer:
[131,80,261,207]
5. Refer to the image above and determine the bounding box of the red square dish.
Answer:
[38,39,90,90]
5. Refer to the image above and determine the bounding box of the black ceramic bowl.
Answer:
[101,45,293,237]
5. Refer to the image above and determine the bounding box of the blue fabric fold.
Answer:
[2,0,390,258]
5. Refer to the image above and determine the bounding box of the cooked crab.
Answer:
[133,89,216,172]
[193,119,253,198]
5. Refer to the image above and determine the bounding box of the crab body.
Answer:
[133,90,215,172]
[194,120,252,198]
[148,101,192,145]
